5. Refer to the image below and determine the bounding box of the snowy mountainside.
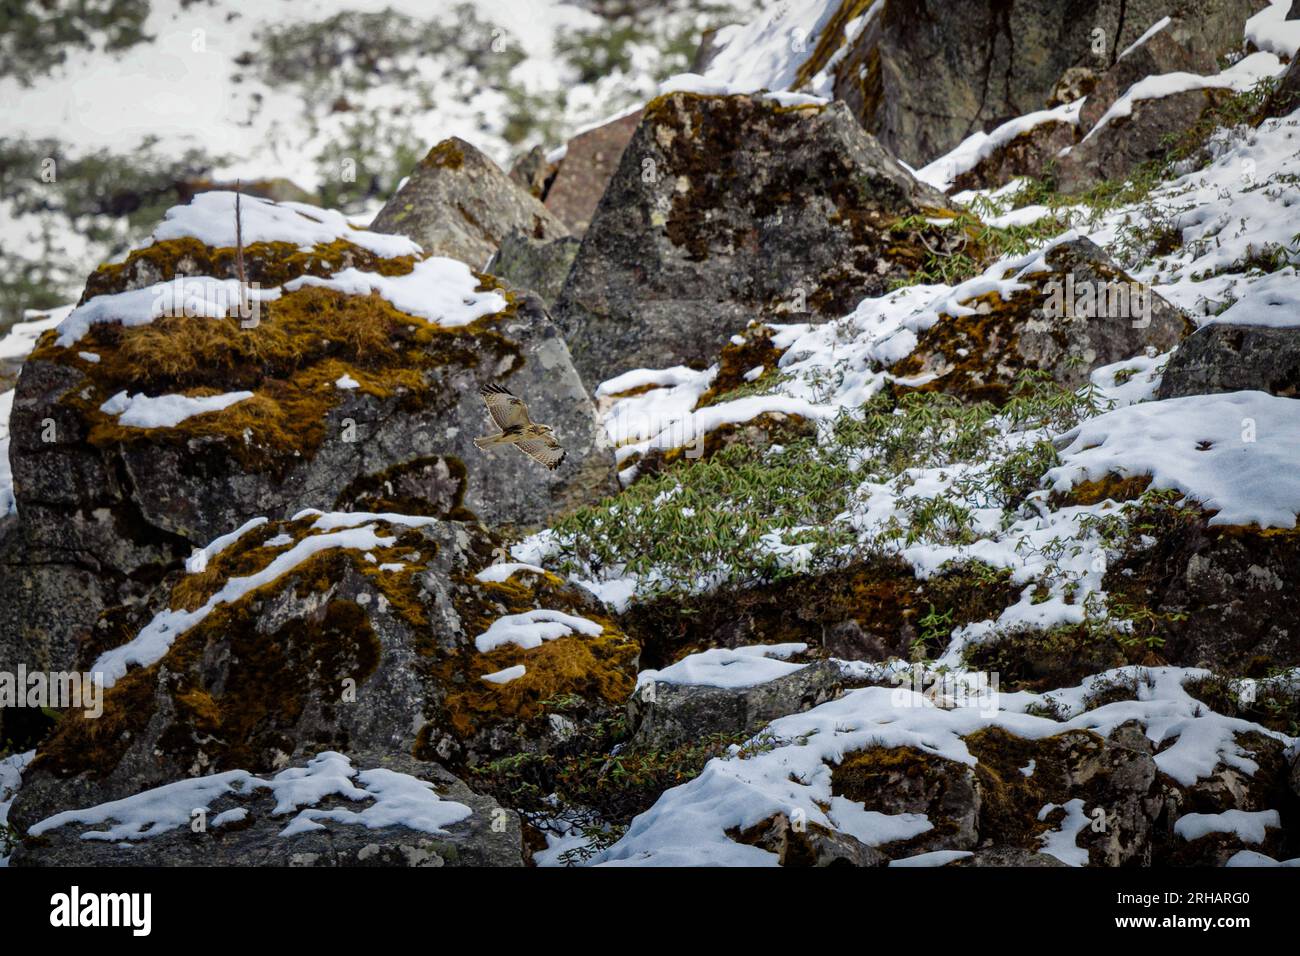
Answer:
[1,0,1299,872]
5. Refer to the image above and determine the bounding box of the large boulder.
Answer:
[544,109,642,236]
[1158,324,1300,399]
[6,512,639,832]
[486,232,582,309]
[11,750,523,867]
[829,0,1263,167]
[1078,20,1220,131]
[1055,85,1236,194]
[2,191,616,676]
[628,658,844,750]
[554,92,955,386]
[371,138,569,269]
[889,237,1192,402]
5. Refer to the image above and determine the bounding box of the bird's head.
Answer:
[538,424,556,435]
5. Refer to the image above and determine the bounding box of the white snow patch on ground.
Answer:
[474,562,550,583]
[154,190,420,258]
[285,256,508,327]
[592,667,1294,865]
[474,609,604,653]
[1049,391,1300,529]
[28,751,472,842]
[1037,798,1090,866]
[1174,809,1280,844]
[0,750,35,867]
[636,643,809,690]
[0,307,72,361]
[100,389,254,428]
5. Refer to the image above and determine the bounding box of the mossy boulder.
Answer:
[891,237,1191,403]
[2,197,616,676]
[10,749,523,868]
[554,91,955,387]
[371,137,569,269]
[7,512,638,833]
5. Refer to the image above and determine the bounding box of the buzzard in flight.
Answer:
[474,382,566,470]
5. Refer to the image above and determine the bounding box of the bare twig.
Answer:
[235,180,247,315]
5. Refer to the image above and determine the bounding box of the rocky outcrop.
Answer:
[628,660,843,750]
[890,237,1191,402]
[1158,324,1300,399]
[11,750,523,867]
[1078,21,1219,132]
[486,232,581,309]
[829,0,1263,167]
[1106,523,1300,673]
[544,109,642,236]
[371,138,568,268]
[1054,85,1235,194]
[555,92,955,386]
[834,722,1163,864]
[951,119,1079,193]
[734,812,888,867]
[2,194,616,676]
[6,513,638,832]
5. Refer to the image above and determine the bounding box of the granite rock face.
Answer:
[554,92,954,387]
[11,750,524,867]
[7,516,638,832]
[1158,324,1300,399]
[829,0,1264,167]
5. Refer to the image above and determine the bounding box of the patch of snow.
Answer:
[636,643,809,690]
[474,609,603,653]
[474,562,549,583]
[481,665,527,685]
[1049,391,1300,529]
[186,516,268,572]
[154,191,420,258]
[1037,798,1090,866]
[285,256,507,328]
[94,522,403,686]
[100,389,254,428]
[29,751,471,842]
[1174,808,1280,844]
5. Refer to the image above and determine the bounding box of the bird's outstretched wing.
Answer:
[514,434,566,471]
[479,382,531,431]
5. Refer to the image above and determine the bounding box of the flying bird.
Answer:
[474,382,566,470]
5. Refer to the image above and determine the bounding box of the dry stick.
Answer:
[235,180,248,319]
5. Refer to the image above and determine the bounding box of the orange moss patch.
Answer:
[694,325,786,408]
